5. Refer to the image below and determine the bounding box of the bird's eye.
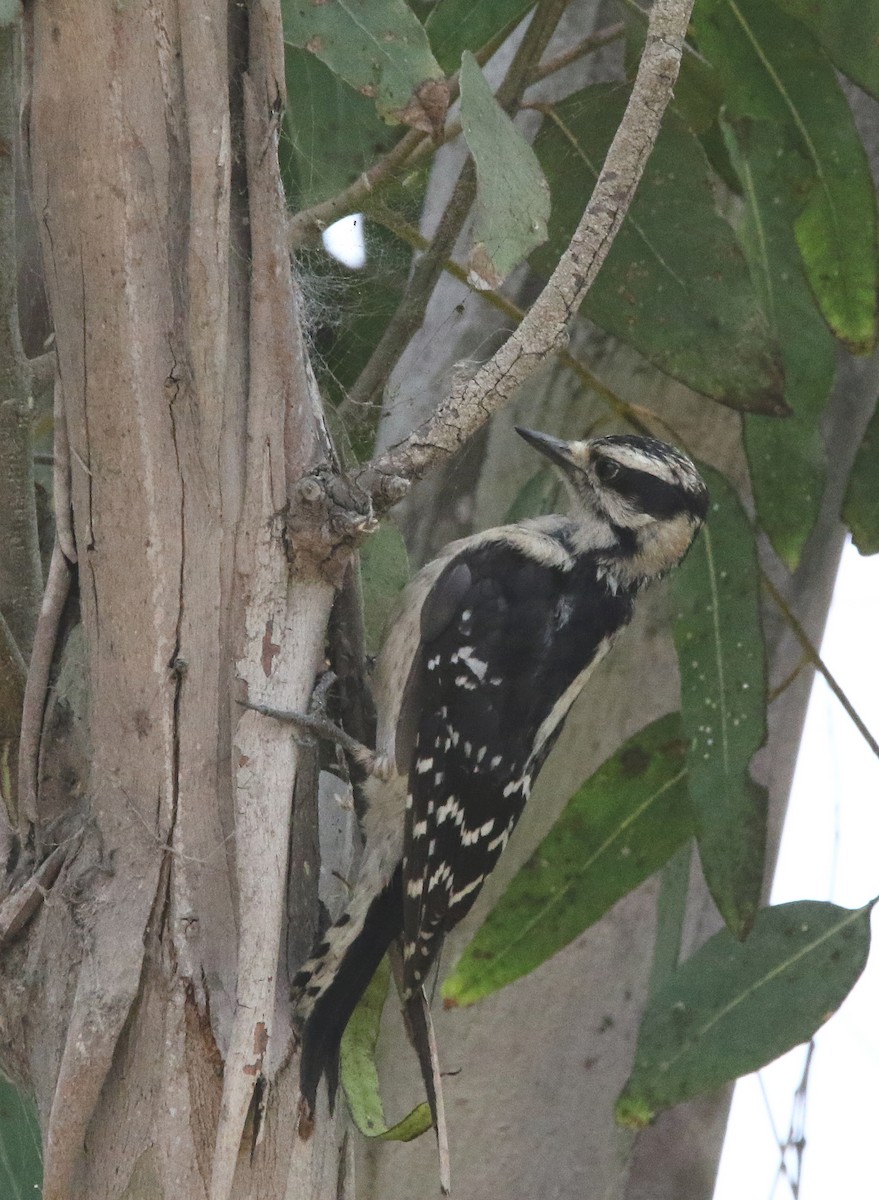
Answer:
[594,457,620,484]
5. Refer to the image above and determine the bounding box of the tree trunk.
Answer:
[0,4,347,1197]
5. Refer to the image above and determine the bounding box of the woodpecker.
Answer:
[291,427,708,1121]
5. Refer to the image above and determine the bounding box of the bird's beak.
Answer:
[515,427,579,472]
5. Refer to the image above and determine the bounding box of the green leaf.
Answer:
[0,1078,42,1199]
[532,86,786,415]
[671,467,767,938]
[724,117,835,569]
[459,52,550,289]
[425,0,533,75]
[770,0,879,101]
[616,900,873,1127]
[282,0,448,132]
[360,522,410,655]
[693,0,878,354]
[340,957,433,1140]
[281,47,401,210]
[442,714,693,1007]
[842,395,879,555]
[648,843,693,996]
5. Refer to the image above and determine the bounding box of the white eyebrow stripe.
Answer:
[601,444,680,486]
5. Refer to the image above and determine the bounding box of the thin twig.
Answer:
[341,162,477,417]
[530,21,626,82]
[357,0,696,508]
[287,17,528,250]
[288,127,426,249]
[0,841,69,948]
[387,20,627,180]
[762,572,879,761]
[53,371,77,563]
[241,701,377,772]
[342,0,572,423]
[493,0,572,111]
[289,15,623,250]
[767,655,808,705]
[17,543,72,841]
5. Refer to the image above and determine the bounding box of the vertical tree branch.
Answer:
[0,607,25,833]
[51,371,76,563]
[16,543,70,840]
[0,18,42,664]
[209,5,338,1196]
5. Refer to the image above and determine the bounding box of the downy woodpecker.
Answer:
[292,427,708,1120]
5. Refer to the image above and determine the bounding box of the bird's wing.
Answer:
[400,538,630,997]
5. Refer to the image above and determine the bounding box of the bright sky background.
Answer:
[714,540,879,1200]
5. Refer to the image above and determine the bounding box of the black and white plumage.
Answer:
[293,428,708,1121]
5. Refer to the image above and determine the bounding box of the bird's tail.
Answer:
[403,987,451,1193]
[295,864,403,1126]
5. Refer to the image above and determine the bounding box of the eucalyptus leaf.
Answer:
[617,900,873,1127]
[770,0,879,100]
[842,396,879,556]
[442,713,693,1007]
[724,117,834,570]
[281,47,400,210]
[671,467,767,938]
[459,52,550,289]
[0,1078,42,1200]
[694,0,878,353]
[532,86,785,415]
[340,958,433,1140]
[282,0,448,132]
[425,0,533,74]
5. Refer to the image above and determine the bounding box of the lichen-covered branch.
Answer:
[359,0,695,507]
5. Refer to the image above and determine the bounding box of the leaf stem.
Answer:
[761,572,879,761]
[530,21,625,83]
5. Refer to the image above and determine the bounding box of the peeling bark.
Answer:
[5,2,346,1196]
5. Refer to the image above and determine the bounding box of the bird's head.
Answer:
[516,427,709,583]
